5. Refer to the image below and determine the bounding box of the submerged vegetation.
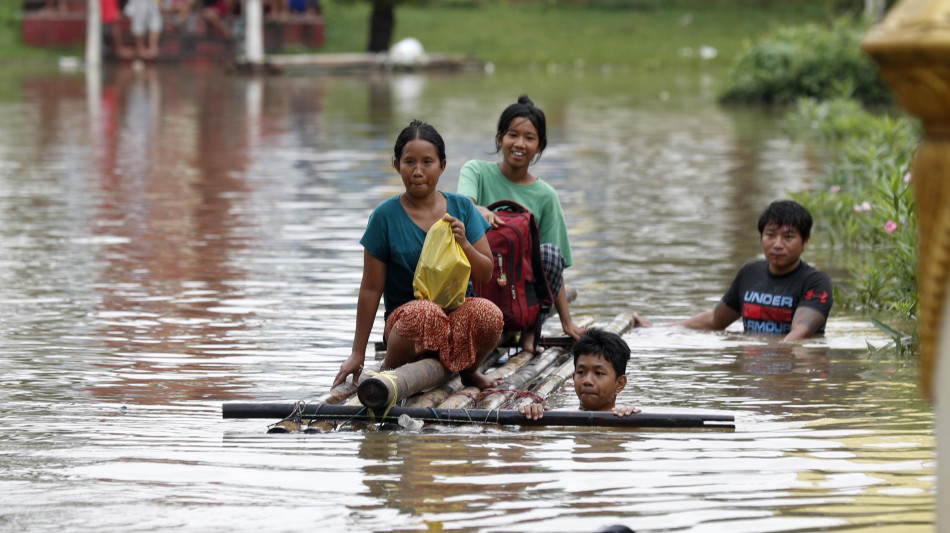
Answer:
[787,98,919,318]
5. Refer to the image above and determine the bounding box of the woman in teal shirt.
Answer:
[334,120,504,391]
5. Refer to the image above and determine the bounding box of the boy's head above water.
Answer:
[572,328,630,411]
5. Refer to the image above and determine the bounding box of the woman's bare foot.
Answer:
[460,369,503,390]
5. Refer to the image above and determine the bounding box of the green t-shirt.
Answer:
[458,159,573,267]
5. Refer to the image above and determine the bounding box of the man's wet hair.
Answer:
[572,327,631,377]
[757,200,813,241]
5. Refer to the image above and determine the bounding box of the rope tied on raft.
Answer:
[364,369,400,420]
[268,399,308,431]
[476,387,546,405]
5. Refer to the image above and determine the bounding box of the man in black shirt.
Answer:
[659,200,834,341]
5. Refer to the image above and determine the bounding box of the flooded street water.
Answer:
[0,65,932,532]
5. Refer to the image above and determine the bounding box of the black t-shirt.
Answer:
[721,260,833,335]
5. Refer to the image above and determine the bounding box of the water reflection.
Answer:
[0,64,933,532]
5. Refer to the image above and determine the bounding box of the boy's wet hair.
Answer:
[394,119,447,164]
[494,94,548,160]
[757,200,813,241]
[572,327,631,377]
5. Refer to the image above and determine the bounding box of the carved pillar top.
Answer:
[862,0,950,53]
[862,0,950,134]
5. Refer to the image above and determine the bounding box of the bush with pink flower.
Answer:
[788,96,920,332]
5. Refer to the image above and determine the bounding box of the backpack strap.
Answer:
[486,200,528,213]
[527,212,553,353]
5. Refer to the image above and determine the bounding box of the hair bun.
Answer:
[517,95,534,107]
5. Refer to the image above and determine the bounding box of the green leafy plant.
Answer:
[719,19,891,104]
[868,317,917,358]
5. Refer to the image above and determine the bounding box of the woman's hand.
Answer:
[612,405,641,417]
[476,205,505,229]
[332,352,365,388]
[442,214,467,245]
[447,214,494,283]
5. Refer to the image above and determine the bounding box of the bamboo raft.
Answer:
[221,310,735,432]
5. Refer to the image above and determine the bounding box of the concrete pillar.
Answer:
[862,1,950,529]
[245,0,264,65]
[85,0,101,67]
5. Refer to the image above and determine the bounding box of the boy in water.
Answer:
[519,328,640,419]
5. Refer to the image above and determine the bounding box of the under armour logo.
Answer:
[805,290,828,304]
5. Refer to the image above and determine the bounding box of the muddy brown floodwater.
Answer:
[0,65,932,532]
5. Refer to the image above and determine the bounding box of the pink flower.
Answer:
[830,185,840,193]
[903,172,912,184]
[853,202,872,213]
[885,220,898,234]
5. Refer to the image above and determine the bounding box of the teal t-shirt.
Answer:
[457,159,573,266]
[361,191,490,318]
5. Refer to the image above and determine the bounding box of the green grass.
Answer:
[0,0,68,63]
[320,0,838,70]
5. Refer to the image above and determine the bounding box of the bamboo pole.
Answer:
[436,351,535,409]
[434,317,595,410]
[305,361,383,408]
[519,349,571,391]
[223,403,734,429]
[315,348,508,432]
[356,358,452,410]
[509,359,575,411]
[474,347,568,410]
[301,392,367,433]
[301,347,508,432]
[404,348,506,408]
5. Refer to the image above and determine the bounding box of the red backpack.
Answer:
[473,201,554,347]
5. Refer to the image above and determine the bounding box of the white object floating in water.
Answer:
[388,37,428,68]
[58,56,81,71]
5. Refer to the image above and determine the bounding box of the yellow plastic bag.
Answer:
[413,217,471,310]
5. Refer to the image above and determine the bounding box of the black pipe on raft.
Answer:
[222,402,735,429]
